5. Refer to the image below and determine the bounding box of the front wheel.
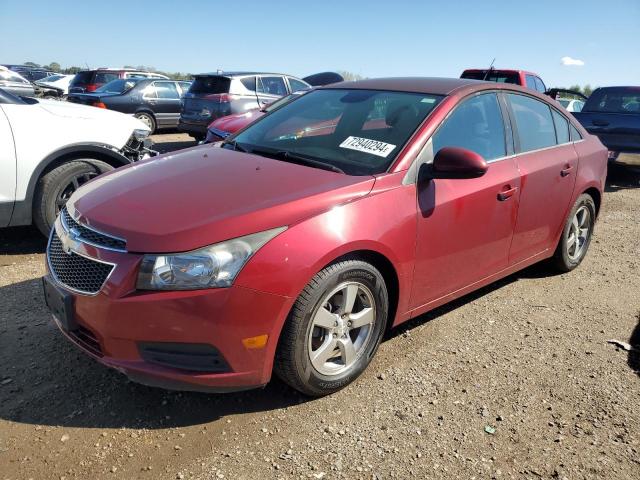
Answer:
[552,193,596,272]
[275,260,389,397]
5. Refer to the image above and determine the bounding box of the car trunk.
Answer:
[181,75,233,123]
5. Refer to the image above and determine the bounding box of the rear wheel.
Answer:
[33,160,113,237]
[552,193,596,272]
[275,260,388,397]
[134,112,156,133]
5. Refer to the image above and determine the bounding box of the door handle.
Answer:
[497,186,518,201]
[592,120,609,127]
[561,165,574,177]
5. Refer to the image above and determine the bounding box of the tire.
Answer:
[190,134,205,142]
[33,160,113,237]
[134,112,156,133]
[275,260,389,397]
[552,193,596,272]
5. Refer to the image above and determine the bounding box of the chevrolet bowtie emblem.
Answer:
[56,217,82,255]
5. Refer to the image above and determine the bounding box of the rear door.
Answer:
[0,106,16,226]
[150,81,182,127]
[257,75,288,108]
[410,92,521,309]
[505,93,578,264]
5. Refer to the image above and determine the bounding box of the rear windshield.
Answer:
[461,70,520,84]
[95,72,119,84]
[188,76,231,95]
[95,79,140,94]
[583,88,640,114]
[71,71,93,85]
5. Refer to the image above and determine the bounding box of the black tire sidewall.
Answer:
[292,264,388,395]
[557,194,596,270]
[35,160,112,236]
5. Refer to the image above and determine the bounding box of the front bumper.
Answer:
[45,239,293,392]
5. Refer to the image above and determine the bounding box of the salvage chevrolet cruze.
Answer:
[43,78,607,396]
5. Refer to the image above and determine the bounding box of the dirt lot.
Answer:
[1,139,639,479]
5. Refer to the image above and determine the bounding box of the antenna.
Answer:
[483,58,496,80]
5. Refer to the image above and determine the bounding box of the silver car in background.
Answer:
[0,66,35,97]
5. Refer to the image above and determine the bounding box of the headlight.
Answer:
[136,227,286,290]
[133,128,150,141]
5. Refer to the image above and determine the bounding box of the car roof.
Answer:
[321,77,485,96]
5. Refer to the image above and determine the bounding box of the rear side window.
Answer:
[508,94,557,152]
[570,124,582,141]
[288,77,309,93]
[154,82,179,99]
[432,93,506,161]
[525,75,537,90]
[534,77,546,93]
[551,109,570,144]
[583,88,640,114]
[258,76,287,96]
[188,76,231,95]
[240,76,256,91]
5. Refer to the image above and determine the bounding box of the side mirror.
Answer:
[429,147,488,179]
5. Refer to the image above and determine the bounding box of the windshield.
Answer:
[583,87,640,114]
[95,79,139,94]
[263,92,302,112]
[231,89,443,175]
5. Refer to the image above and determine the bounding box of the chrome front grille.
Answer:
[47,232,114,295]
[62,208,126,252]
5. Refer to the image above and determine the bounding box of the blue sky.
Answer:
[1,0,638,88]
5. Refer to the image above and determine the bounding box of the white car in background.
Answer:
[34,74,75,99]
[558,98,585,112]
[0,88,153,236]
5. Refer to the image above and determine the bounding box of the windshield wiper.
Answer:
[250,148,345,174]
[222,139,249,153]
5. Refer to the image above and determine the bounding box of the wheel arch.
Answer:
[583,186,601,217]
[9,143,131,226]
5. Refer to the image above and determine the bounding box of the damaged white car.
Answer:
[0,88,154,236]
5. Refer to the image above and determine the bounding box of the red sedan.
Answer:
[43,78,607,396]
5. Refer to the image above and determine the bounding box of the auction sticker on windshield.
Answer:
[339,136,396,158]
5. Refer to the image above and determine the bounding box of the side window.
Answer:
[154,82,179,99]
[178,82,191,96]
[240,76,256,91]
[570,124,582,141]
[258,76,287,96]
[525,75,537,90]
[551,109,570,144]
[534,77,546,93]
[142,84,157,99]
[288,77,310,93]
[507,94,557,152]
[432,93,506,161]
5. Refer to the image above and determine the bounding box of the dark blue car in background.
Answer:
[67,78,191,133]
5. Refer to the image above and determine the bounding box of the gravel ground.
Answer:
[1,142,639,479]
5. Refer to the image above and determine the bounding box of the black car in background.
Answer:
[67,78,191,133]
[573,86,640,165]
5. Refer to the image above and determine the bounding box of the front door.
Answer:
[505,93,578,263]
[410,92,521,309]
[149,81,182,127]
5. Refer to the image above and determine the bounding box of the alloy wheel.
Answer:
[567,205,591,261]
[308,281,376,376]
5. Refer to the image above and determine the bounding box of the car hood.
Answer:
[36,98,148,130]
[68,144,375,253]
[209,110,264,133]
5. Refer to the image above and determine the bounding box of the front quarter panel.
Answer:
[236,171,417,322]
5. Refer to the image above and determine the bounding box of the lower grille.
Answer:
[48,232,114,294]
[138,343,231,373]
[69,325,103,357]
